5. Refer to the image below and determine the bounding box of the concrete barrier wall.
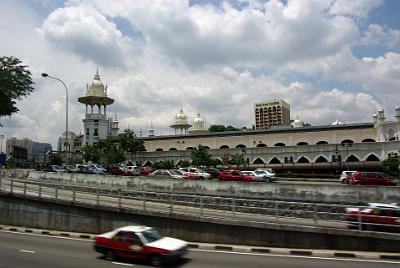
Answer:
[1,193,399,252]
[2,169,400,203]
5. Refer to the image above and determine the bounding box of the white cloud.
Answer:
[40,5,140,68]
[329,0,383,18]
[359,24,400,48]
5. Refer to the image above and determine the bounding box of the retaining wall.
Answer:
[3,169,400,203]
[1,193,399,252]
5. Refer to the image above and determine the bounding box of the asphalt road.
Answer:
[0,230,399,268]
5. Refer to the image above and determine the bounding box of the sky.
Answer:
[1,0,400,148]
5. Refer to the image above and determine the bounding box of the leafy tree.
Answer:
[81,144,100,163]
[119,129,146,160]
[177,160,191,167]
[230,153,245,169]
[382,155,400,177]
[153,160,175,169]
[208,124,239,132]
[0,56,34,125]
[48,152,62,165]
[191,144,213,167]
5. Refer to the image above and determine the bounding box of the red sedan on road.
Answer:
[218,170,256,182]
[349,172,397,186]
[94,226,188,266]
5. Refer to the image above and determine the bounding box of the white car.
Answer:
[150,169,186,179]
[339,171,357,184]
[254,168,276,179]
[125,165,141,176]
[94,225,188,266]
[179,167,211,179]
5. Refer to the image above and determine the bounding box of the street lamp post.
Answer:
[0,134,4,153]
[41,73,69,163]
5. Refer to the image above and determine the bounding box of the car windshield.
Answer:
[169,170,181,175]
[255,171,264,175]
[141,229,162,243]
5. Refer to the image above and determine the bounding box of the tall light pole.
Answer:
[0,134,4,153]
[41,73,69,162]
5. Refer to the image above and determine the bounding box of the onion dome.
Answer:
[189,111,207,134]
[292,116,304,128]
[331,120,344,125]
[85,68,107,97]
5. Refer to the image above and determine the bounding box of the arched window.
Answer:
[274,143,285,147]
[341,139,354,144]
[361,138,375,143]
[315,156,328,163]
[297,142,309,146]
[236,144,246,148]
[365,154,380,161]
[204,146,210,149]
[169,148,177,151]
[346,155,359,162]
[155,148,163,151]
[256,143,267,147]
[316,141,328,145]
[186,147,194,150]
[253,158,265,164]
[297,156,310,163]
[269,157,281,164]
[219,145,229,149]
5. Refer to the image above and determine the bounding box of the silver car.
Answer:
[242,171,275,182]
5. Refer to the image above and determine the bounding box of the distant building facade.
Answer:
[6,137,52,164]
[254,99,290,129]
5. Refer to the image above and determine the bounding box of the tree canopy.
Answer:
[0,56,34,124]
[118,129,146,160]
[191,144,214,166]
[208,124,239,132]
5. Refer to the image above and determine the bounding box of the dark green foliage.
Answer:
[208,124,239,132]
[0,56,34,124]
[119,129,146,160]
[152,160,175,170]
[177,160,191,167]
[229,153,245,168]
[382,155,400,177]
[82,137,126,164]
[48,152,62,165]
[191,144,214,167]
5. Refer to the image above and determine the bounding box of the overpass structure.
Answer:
[1,173,400,252]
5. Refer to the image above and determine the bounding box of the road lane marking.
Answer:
[112,262,134,266]
[191,249,400,264]
[19,249,36,254]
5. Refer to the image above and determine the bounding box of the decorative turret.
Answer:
[377,108,385,124]
[78,69,115,145]
[170,108,192,135]
[292,115,304,128]
[111,113,119,137]
[189,110,208,134]
[395,106,400,122]
[372,113,378,125]
[149,121,155,137]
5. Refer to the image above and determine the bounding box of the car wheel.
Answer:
[104,250,115,260]
[150,254,163,267]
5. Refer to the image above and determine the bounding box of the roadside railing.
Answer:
[0,177,398,232]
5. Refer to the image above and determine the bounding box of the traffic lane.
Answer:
[187,250,400,268]
[1,231,400,268]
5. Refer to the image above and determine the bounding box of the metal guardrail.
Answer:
[0,178,399,232]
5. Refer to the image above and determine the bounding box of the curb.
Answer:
[1,225,400,261]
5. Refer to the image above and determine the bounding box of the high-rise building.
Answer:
[254,99,290,129]
[78,69,115,145]
[6,137,52,164]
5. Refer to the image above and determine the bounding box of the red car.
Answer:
[218,170,256,182]
[140,167,152,176]
[345,203,400,232]
[349,172,397,186]
[94,226,188,266]
[107,166,126,176]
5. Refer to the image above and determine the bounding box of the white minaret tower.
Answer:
[78,69,114,145]
[170,108,192,135]
[112,113,119,137]
[149,121,155,137]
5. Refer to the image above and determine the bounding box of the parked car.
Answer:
[107,166,126,176]
[179,167,211,179]
[76,165,97,174]
[242,170,276,182]
[139,166,152,176]
[88,164,107,174]
[345,203,400,232]
[202,167,220,178]
[254,168,276,179]
[44,165,66,173]
[349,172,397,186]
[339,170,357,184]
[219,170,256,182]
[149,169,187,179]
[94,225,188,266]
[124,166,141,176]
[62,164,78,173]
